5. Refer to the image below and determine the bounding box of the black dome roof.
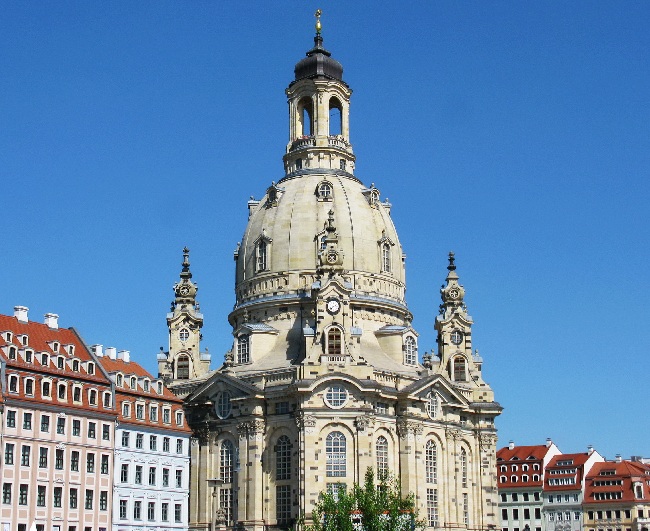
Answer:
[294,35,344,82]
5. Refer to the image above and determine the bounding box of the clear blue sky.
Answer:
[2,2,649,460]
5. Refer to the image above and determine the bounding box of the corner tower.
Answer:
[158,247,212,396]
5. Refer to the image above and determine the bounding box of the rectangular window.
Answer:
[136,404,144,419]
[7,410,16,428]
[120,499,127,519]
[276,484,292,524]
[69,487,78,508]
[21,445,30,466]
[37,485,46,506]
[176,469,183,488]
[88,422,96,438]
[121,464,129,482]
[71,451,79,471]
[102,424,110,440]
[427,488,439,528]
[135,465,143,484]
[175,503,182,523]
[87,453,95,473]
[176,411,183,425]
[150,406,158,422]
[55,449,64,469]
[39,447,48,468]
[41,415,50,432]
[101,454,109,474]
[276,401,290,414]
[163,409,171,424]
[163,437,170,452]
[54,486,62,507]
[122,431,130,447]
[148,501,155,521]
[163,468,170,487]
[73,419,81,436]
[19,484,28,505]
[57,417,65,434]
[134,500,142,520]
[524,509,530,520]
[100,491,108,511]
[23,412,32,429]
[149,466,156,486]
[136,433,143,449]
[502,509,508,521]
[535,508,541,519]
[85,489,93,510]
[177,439,183,454]
[150,435,157,451]
[4,443,14,465]
[2,483,11,504]
[162,502,169,521]
[513,509,519,519]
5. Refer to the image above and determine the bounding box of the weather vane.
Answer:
[315,9,322,35]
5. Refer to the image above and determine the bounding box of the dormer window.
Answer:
[116,374,123,386]
[72,360,79,372]
[8,346,17,360]
[404,336,417,365]
[52,342,59,352]
[237,335,250,364]
[25,350,33,363]
[19,334,28,346]
[157,381,163,394]
[87,362,94,375]
[57,356,64,369]
[4,332,12,342]
[41,353,49,366]
[130,377,137,389]
[143,380,149,392]
[67,345,75,355]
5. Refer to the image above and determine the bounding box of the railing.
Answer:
[290,135,315,151]
[328,135,351,150]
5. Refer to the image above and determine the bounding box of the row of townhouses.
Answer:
[498,441,650,531]
[0,307,191,531]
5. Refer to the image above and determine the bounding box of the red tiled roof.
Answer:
[497,445,551,488]
[544,452,593,492]
[585,460,650,505]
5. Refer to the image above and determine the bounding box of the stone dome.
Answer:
[233,171,407,314]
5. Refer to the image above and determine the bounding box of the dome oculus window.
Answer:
[317,181,333,201]
[324,385,348,409]
[216,391,232,419]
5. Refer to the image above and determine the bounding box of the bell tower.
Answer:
[157,247,211,394]
[433,252,495,402]
[283,10,356,176]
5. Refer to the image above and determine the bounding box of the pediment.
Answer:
[185,371,262,405]
[233,322,279,336]
[399,374,469,407]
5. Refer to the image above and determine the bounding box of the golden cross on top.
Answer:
[315,9,322,34]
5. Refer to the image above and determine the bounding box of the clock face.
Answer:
[326,298,341,314]
[327,251,338,264]
[179,285,190,296]
[448,288,460,300]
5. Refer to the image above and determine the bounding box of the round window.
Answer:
[324,385,348,409]
[215,391,232,419]
[450,330,463,345]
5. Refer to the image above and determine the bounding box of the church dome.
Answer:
[293,35,344,83]
[234,172,406,311]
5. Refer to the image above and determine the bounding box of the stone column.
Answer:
[295,412,317,524]
[445,428,461,530]
[397,419,422,496]
[354,413,376,484]
[237,419,266,531]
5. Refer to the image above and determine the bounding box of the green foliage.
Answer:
[301,468,425,531]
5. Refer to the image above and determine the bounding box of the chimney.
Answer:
[91,345,103,357]
[14,306,29,323]
[44,313,59,329]
[509,441,515,450]
[117,350,130,363]
[588,445,594,455]
[105,347,117,360]
[546,438,552,448]
[615,454,622,463]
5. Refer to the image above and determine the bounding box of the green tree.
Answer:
[302,468,425,531]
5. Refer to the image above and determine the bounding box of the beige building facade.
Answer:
[162,20,502,531]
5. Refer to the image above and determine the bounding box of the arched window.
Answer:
[220,440,234,483]
[376,436,388,478]
[318,182,332,198]
[426,440,437,484]
[425,392,438,419]
[276,435,292,481]
[454,356,467,382]
[256,240,267,271]
[216,391,232,419]
[382,243,391,272]
[522,475,529,482]
[326,431,346,477]
[237,335,250,364]
[8,375,18,393]
[327,327,342,356]
[460,448,468,487]
[298,98,313,136]
[42,381,51,397]
[177,355,190,379]
[8,346,16,360]
[404,336,417,365]
[329,97,342,136]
